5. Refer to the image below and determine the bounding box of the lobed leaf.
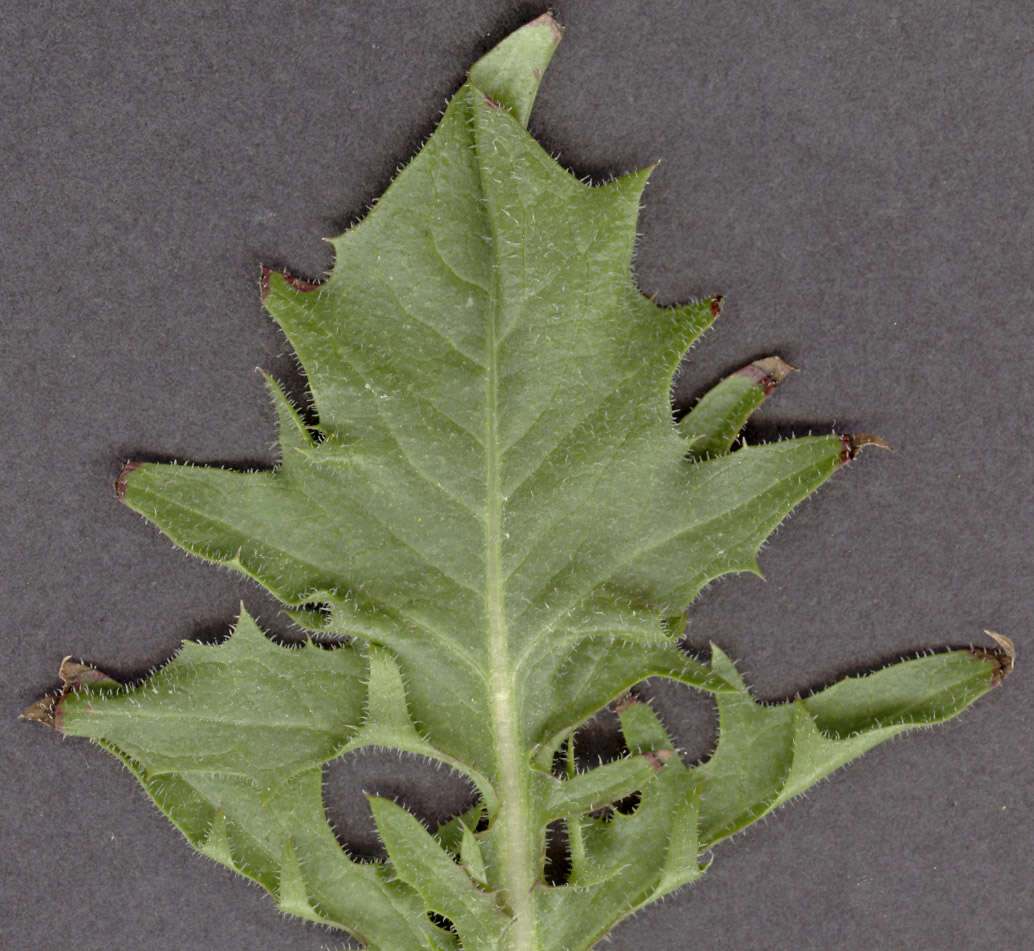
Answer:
[24,14,1012,951]
[692,645,1005,845]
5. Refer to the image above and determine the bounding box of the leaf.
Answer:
[692,645,1008,845]
[24,15,1013,951]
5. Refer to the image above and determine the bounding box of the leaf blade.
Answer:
[26,15,1013,949]
[694,646,1007,845]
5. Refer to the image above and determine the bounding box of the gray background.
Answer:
[3,1,1031,948]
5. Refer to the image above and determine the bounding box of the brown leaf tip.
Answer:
[20,694,59,728]
[58,656,119,689]
[971,630,1016,687]
[710,295,724,320]
[21,656,120,731]
[528,12,564,45]
[840,433,893,463]
[642,749,675,772]
[735,356,796,395]
[115,461,141,500]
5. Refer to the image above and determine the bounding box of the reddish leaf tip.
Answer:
[115,461,141,501]
[260,266,322,302]
[710,295,724,320]
[282,273,322,293]
[840,433,893,463]
[734,356,796,395]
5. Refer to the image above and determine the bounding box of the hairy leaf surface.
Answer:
[26,15,1012,951]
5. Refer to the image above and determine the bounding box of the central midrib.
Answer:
[476,90,537,951]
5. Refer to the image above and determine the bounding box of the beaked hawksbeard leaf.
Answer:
[24,15,1013,951]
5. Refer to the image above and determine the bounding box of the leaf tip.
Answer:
[642,748,676,772]
[733,356,796,395]
[710,294,724,320]
[259,266,321,304]
[20,694,60,729]
[839,433,893,463]
[57,656,116,689]
[971,630,1016,686]
[21,657,119,731]
[115,460,141,501]
[531,11,564,45]
[469,14,563,126]
[286,273,322,292]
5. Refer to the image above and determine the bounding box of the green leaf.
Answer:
[460,821,490,888]
[25,15,1013,951]
[692,645,1007,845]
[680,355,795,460]
[541,701,706,950]
[369,795,507,946]
[61,608,364,788]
